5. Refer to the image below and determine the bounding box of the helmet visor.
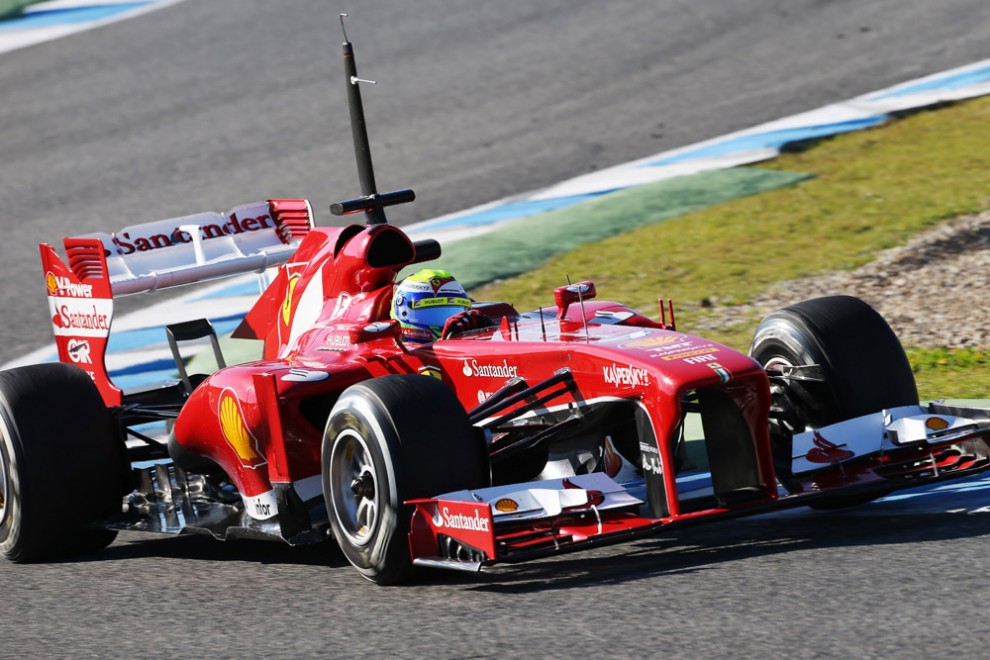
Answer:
[410,304,471,334]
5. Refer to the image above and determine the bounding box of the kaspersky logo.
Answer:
[603,363,650,387]
[218,390,266,468]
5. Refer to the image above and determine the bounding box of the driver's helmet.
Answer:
[391,269,471,343]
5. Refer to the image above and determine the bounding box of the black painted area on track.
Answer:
[3,505,989,656]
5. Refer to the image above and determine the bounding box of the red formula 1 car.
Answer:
[2,26,989,584]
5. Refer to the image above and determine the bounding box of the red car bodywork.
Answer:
[37,212,990,572]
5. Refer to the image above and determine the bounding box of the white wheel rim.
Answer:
[763,355,796,371]
[330,429,380,546]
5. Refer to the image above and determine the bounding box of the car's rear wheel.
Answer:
[750,296,918,507]
[0,363,127,562]
[323,374,488,584]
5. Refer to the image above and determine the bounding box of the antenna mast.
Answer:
[340,14,381,223]
[331,14,415,225]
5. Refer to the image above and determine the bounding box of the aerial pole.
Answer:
[331,14,416,226]
[339,14,382,223]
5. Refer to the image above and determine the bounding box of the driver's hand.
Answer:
[441,309,495,339]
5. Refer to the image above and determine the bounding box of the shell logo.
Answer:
[925,417,950,431]
[281,274,301,327]
[45,271,58,295]
[621,334,680,349]
[494,498,519,513]
[219,392,264,465]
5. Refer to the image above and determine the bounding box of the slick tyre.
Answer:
[750,296,918,507]
[0,363,126,562]
[323,375,488,585]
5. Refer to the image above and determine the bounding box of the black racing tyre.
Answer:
[750,296,918,506]
[0,363,127,562]
[323,374,489,585]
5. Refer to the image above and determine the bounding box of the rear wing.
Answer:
[40,199,313,405]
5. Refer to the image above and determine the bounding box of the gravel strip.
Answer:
[695,210,990,349]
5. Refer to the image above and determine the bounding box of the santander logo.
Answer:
[461,359,518,379]
[432,506,490,532]
[50,301,112,336]
[103,214,275,258]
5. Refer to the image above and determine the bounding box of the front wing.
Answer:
[407,404,990,572]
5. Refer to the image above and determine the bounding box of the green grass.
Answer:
[474,97,990,399]
[908,348,990,399]
[0,0,43,21]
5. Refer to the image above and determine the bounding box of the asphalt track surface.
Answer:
[3,1,990,656]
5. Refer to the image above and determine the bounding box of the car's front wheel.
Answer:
[750,295,918,506]
[323,375,488,584]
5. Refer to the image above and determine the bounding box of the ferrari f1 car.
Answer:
[2,23,989,584]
